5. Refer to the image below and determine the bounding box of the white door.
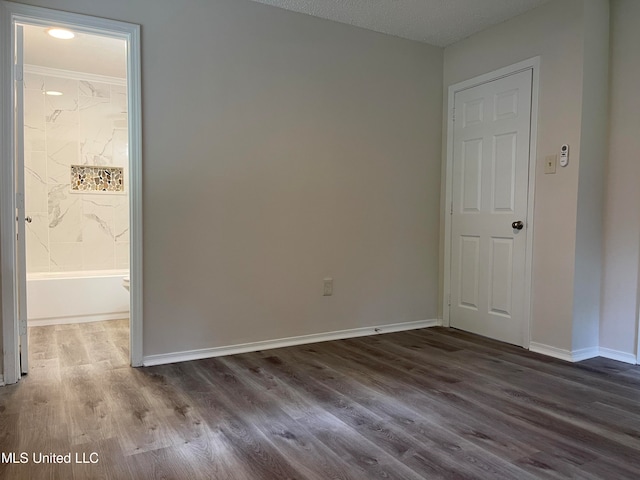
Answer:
[450,69,532,346]
[15,24,29,374]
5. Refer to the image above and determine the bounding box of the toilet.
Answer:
[122,275,130,291]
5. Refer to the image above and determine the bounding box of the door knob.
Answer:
[512,220,524,230]
[25,216,32,224]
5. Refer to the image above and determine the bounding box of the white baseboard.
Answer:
[530,342,637,364]
[572,346,601,362]
[143,319,441,367]
[29,312,129,327]
[599,347,637,365]
[529,342,577,362]
[529,342,599,363]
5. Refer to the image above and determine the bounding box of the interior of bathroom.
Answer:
[22,24,130,363]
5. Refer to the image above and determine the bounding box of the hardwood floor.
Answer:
[1,321,639,479]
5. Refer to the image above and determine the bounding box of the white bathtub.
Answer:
[27,269,130,326]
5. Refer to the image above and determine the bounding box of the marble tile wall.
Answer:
[24,71,130,273]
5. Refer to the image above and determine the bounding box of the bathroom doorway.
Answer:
[23,23,131,373]
[1,3,143,385]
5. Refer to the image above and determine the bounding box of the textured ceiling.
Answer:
[23,25,126,78]
[249,0,552,47]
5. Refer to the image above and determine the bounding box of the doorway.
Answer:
[443,58,539,348]
[1,2,143,385]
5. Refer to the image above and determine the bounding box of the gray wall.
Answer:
[443,0,590,352]
[4,0,443,359]
[4,0,636,376]
[572,0,609,352]
[600,0,640,358]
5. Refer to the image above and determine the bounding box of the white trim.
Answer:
[0,1,143,384]
[0,1,20,385]
[523,60,540,349]
[572,347,600,362]
[127,19,143,368]
[599,347,637,365]
[637,319,640,365]
[530,342,638,365]
[23,64,126,86]
[529,342,574,362]
[29,312,129,327]
[636,278,640,364]
[529,342,599,363]
[442,57,540,350]
[143,319,441,367]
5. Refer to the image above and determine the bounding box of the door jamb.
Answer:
[442,57,540,349]
[636,272,640,364]
[0,1,143,384]
[636,308,640,365]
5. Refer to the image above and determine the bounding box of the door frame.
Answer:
[637,280,640,363]
[442,57,540,348]
[0,1,143,385]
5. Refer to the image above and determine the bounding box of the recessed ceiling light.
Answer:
[45,91,63,96]
[46,28,75,40]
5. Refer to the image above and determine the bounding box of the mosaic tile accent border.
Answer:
[71,165,124,192]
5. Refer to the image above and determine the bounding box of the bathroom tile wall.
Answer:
[24,71,130,273]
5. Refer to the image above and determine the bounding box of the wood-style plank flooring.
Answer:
[1,321,640,479]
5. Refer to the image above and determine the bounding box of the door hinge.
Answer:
[447,294,451,307]
[450,201,453,215]
[452,108,455,123]
[15,65,23,82]
[19,319,27,336]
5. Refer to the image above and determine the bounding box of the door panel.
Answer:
[462,139,482,212]
[488,237,513,317]
[450,69,532,346]
[493,133,516,212]
[459,235,480,310]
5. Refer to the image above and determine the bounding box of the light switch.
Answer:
[545,154,557,174]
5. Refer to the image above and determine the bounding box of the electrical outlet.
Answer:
[545,154,557,174]
[323,278,333,296]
